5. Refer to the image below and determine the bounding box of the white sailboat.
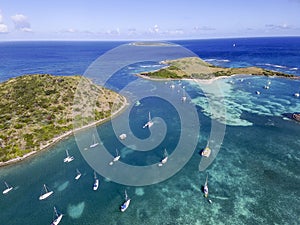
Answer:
[181,90,187,102]
[264,80,271,89]
[75,169,82,180]
[63,149,74,163]
[203,173,209,198]
[120,190,131,212]
[51,206,63,225]
[109,149,121,165]
[93,171,99,191]
[39,184,53,200]
[158,149,168,167]
[90,134,99,148]
[2,181,13,194]
[143,112,153,128]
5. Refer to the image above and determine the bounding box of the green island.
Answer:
[139,57,298,80]
[0,74,126,164]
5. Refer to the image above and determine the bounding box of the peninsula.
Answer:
[139,57,298,80]
[0,74,126,165]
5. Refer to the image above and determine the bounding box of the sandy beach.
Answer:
[136,72,234,84]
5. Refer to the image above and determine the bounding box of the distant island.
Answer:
[0,74,126,165]
[129,42,176,47]
[139,57,298,80]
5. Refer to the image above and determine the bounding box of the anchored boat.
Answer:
[120,190,131,212]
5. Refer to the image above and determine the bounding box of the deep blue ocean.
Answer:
[0,37,300,225]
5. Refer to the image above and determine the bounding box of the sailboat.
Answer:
[75,169,82,180]
[93,171,99,191]
[203,173,209,198]
[264,80,271,89]
[143,112,153,128]
[90,134,99,148]
[2,181,13,194]
[120,190,131,212]
[109,149,121,165]
[181,90,187,102]
[158,149,168,167]
[39,184,53,200]
[51,206,63,225]
[63,149,74,163]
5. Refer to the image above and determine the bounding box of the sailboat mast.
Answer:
[148,112,151,121]
[4,182,9,188]
[125,190,128,200]
[54,207,58,217]
[93,134,96,144]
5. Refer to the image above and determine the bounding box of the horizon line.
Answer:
[1,35,300,42]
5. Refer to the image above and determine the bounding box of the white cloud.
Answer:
[11,14,32,32]
[0,11,8,33]
[163,29,184,35]
[66,28,77,33]
[0,24,8,33]
[265,23,292,30]
[193,26,215,31]
[148,24,159,34]
[106,28,120,35]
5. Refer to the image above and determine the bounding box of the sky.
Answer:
[0,0,300,40]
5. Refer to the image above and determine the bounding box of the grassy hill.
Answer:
[0,74,125,162]
[140,57,297,79]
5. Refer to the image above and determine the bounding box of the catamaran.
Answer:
[93,171,99,191]
[109,149,121,165]
[39,184,53,200]
[201,146,211,158]
[63,149,74,163]
[51,207,63,225]
[2,181,13,194]
[292,113,300,122]
[203,173,209,198]
[120,190,131,212]
[90,134,99,148]
[75,169,82,180]
[143,112,153,128]
[158,149,168,167]
[119,133,127,140]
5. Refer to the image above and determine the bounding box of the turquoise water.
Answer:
[1,39,300,225]
[1,76,299,225]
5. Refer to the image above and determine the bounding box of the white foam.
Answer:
[204,58,230,63]
[264,63,287,69]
